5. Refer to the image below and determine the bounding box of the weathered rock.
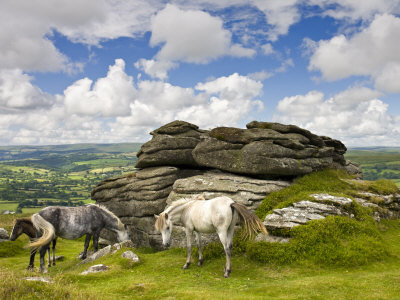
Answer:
[310,193,353,206]
[264,199,347,230]
[81,264,109,275]
[136,121,205,168]
[92,166,204,248]
[167,170,290,210]
[121,251,140,263]
[0,228,9,239]
[78,245,112,265]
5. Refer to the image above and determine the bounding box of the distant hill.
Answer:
[0,143,142,161]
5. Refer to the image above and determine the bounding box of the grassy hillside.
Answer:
[1,170,400,299]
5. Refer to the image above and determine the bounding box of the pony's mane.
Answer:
[88,203,124,230]
[15,218,33,225]
[155,195,205,231]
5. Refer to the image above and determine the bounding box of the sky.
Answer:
[1,0,400,147]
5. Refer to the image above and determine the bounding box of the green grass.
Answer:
[1,215,400,299]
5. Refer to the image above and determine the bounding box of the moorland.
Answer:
[0,145,400,299]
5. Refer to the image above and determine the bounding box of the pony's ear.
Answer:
[165,213,168,220]
[154,214,159,219]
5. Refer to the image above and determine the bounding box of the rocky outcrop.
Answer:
[136,120,361,178]
[92,120,363,249]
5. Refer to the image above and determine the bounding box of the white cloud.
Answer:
[134,59,178,80]
[374,62,400,93]
[137,4,255,78]
[307,14,400,92]
[0,69,54,112]
[64,59,136,117]
[273,86,400,146]
[252,0,301,41]
[310,0,400,22]
[0,58,264,145]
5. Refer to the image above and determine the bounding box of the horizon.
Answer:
[1,1,399,147]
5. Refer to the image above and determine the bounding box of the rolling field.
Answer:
[0,143,140,213]
[346,147,400,186]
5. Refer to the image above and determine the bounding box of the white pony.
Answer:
[155,195,267,277]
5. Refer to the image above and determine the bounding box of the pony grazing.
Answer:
[155,195,267,278]
[10,218,58,270]
[29,204,130,272]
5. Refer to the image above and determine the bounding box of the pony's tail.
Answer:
[231,203,268,240]
[29,214,55,250]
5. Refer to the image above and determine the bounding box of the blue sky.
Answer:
[1,0,400,147]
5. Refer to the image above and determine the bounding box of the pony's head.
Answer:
[155,213,172,248]
[117,220,130,242]
[10,218,32,241]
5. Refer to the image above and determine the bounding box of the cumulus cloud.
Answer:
[64,59,136,117]
[273,86,400,146]
[0,59,264,144]
[0,69,54,112]
[307,14,400,92]
[137,4,255,79]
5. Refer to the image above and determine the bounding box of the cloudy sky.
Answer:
[1,0,400,147]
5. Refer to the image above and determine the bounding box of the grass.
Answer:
[1,218,400,299]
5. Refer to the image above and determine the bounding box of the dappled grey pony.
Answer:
[29,204,130,272]
[10,218,58,270]
[155,195,267,278]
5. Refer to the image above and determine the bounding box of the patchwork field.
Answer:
[0,143,141,213]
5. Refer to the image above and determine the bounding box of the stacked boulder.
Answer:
[92,120,361,248]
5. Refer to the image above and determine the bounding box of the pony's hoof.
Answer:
[198,260,203,267]
[41,269,48,274]
[183,263,190,269]
[53,263,56,266]
[224,273,230,278]
[27,266,34,271]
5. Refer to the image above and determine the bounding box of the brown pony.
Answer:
[10,218,57,270]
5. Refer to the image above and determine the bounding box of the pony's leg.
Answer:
[183,228,193,269]
[93,231,100,252]
[52,238,57,266]
[47,245,51,268]
[28,248,36,270]
[217,231,232,278]
[194,231,203,266]
[80,234,92,259]
[39,246,48,273]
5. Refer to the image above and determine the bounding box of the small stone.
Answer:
[121,251,140,263]
[81,264,109,275]
[0,228,9,240]
[23,277,54,283]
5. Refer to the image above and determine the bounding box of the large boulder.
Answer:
[91,166,202,248]
[135,121,206,168]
